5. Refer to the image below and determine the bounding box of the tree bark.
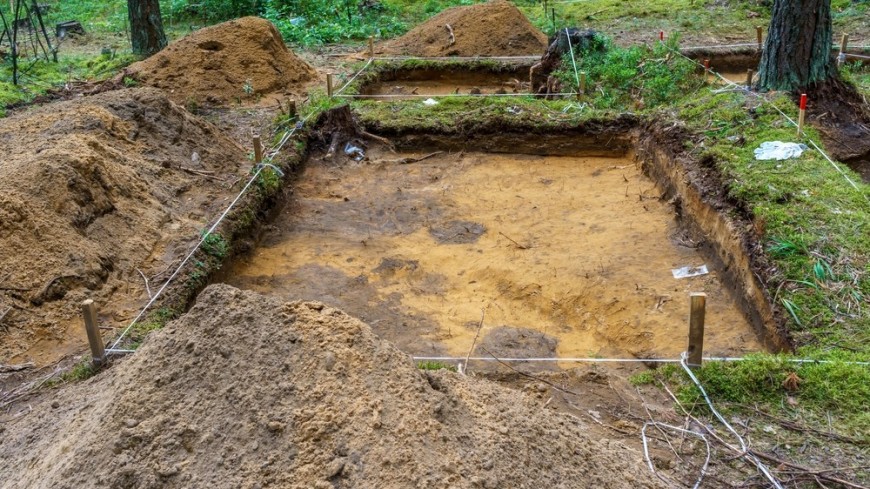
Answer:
[758,0,835,91]
[128,0,167,56]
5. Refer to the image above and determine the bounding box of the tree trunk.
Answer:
[758,0,835,92]
[128,0,167,56]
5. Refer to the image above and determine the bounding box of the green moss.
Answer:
[675,87,870,351]
[417,361,457,372]
[128,307,179,348]
[354,95,616,134]
[201,232,229,260]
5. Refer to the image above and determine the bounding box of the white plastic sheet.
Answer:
[672,265,709,279]
[753,141,808,161]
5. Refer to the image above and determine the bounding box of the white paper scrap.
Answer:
[672,264,709,279]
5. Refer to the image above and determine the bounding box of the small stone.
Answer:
[481,459,493,471]
[51,401,60,409]
[158,464,180,477]
[325,458,346,479]
[123,418,139,428]
[324,351,336,371]
[267,421,285,433]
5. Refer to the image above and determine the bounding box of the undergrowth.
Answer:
[634,355,870,437]
[552,34,698,109]
[0,52,137,113]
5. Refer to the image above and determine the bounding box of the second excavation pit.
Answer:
[223,146,762,362]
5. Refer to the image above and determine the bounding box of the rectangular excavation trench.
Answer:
[357,63,532,99]
[220,130,782,364]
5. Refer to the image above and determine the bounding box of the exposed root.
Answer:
[315,105,394,158]
[445,23,455,48]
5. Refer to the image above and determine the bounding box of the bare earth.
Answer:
[0,285,666,489]
[0,88,249,367]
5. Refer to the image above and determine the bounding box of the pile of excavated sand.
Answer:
[381,0,548,57]
[0,88,247,365]
[0,285,665,488]
[126,17,316,106]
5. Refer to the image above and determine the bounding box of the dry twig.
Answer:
[498,231,530,250]
[135,268,153,299]
[462,308,486,375]
[444,24,455,47]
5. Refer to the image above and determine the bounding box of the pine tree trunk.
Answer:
[128,0,167,56]
[758,0,834,92]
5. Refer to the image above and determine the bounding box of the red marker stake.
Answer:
[660,30,664,41]
[797,93,807,137]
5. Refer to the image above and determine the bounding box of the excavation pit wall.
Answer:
[220,124,789,364]
[348,60,535,100]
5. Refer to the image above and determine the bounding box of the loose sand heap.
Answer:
[0,285,664,488]
[0,88,247,365]
[381,0,548,57]
[126,17,316,106]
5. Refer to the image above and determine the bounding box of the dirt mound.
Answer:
[382,0,548,57]
[0,285,664,488]
[127,17,316,106]
[0,88,248,366]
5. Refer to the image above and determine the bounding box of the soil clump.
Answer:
[0,284,665,488]
[804,78,870,181]
[126,17,316,106]
[381,0,548,57]
[0,88,248,366]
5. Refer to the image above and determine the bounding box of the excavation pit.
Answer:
[223,138,771,364]
[355,63,532,100]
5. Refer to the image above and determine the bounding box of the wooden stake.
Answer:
[368,35,374,59]
[756,26,763,50]
[551,7,555,34]
[288,100,297,119]
[326,73,334,98]
[703,59,710,83]
[797,93,807,137]
[579,71,586,95]
[687,293,706,368]
[82,299,106,367]
[838,34,849,67]
[745,68,754,88]
[253,134,263,164]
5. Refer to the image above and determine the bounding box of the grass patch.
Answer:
[841,61,870,98]
[1,52,138,112]
[418,361,457,372]
[656,354,870,437]
[128,307,178,349]
[552,33,698,109]
[676,89,869,352]
[354,94,617,134]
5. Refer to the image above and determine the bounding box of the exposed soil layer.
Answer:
[225,147,762,361]
[380,0,548,57]
[0,88,249,366]
[360,69,529,98]
[0,284,665,489]
[636,122,788,352]
[126,17,316,106]
[804,78,870,178]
